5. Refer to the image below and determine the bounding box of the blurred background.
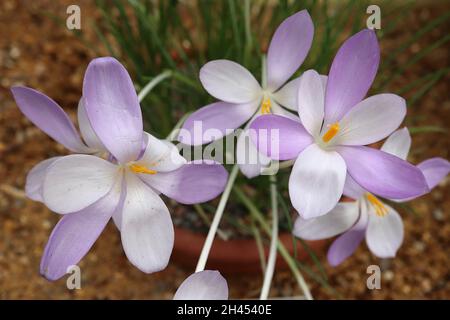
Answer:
[0,0,448,299]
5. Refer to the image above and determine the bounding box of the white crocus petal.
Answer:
[43,155,120,214]
[199,60,261,104]
[293,202,359,240]
[173,270,229,300]
[272,76,302,111]
[77,98,105,151]
[137,133,186,172]
[334,94,406,146]
[381,127,411,160]
[297,70,325,138]
[289,144,347,219]
[237,124,271,178]
[25,157,61,202]
[121,172,174,273]
[365,203,404,258]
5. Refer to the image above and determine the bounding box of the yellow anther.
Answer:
[129,164,157,175]
[322,122,340,143]
[366,193,388,217]
[261,98,272,114]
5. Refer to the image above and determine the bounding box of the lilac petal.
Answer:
[174,270,229,300]
[366,204,403,258]
[343,173,366,200]
[40,180,122,280]
[199,60,261,103]
[327,201,368,266]
[289,144,347,219]
[335,94,406,146]
[236,126,271,178]
[77,98,105,151]
[179,100,258,146]
[417,158,450,190]
[25,157,61,202]
[121,173,174,273]
[293,202,359,240]
[83,57,143,163]
[380,127,411,160]
[139,161,228,204]
[250,115,313,160]
[266,10,314,91]
[324,29,380,125]
[338,146,429,199]
[11,86,91,153]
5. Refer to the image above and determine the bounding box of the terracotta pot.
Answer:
[172,226,327,274]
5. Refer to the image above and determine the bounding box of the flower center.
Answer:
[129,164,157,175]
[366,193,388,217]
[322,122,340,143]
[261,97,272,114]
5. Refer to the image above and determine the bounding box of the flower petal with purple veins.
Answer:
[417,157,450,190]
[11,86,91,153]
[139,161,228,205]
[250,115,313,160]
[40,179,123,281]
[324,29,380,125]
[83,57,143,163]
[179,100,259,146]
[338,146,429,199]
[266,10,314,91]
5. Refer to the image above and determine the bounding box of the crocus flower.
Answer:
[13,57,228,280]
[250,29,429,219]
[173,270,228,300]
[294,128,450,265]
[179,10,314,178]
[11,87,106,202]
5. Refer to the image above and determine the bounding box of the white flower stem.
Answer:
[195,164,240,272]
[138,70,172,103]
[260,174,279,300]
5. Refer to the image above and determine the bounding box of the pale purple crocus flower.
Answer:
[294,128,450,265]
[10,87,107,202]
[250,29,429,219]
[13,57,228,280]
[173,270,228,300]
[178,10,314,178]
